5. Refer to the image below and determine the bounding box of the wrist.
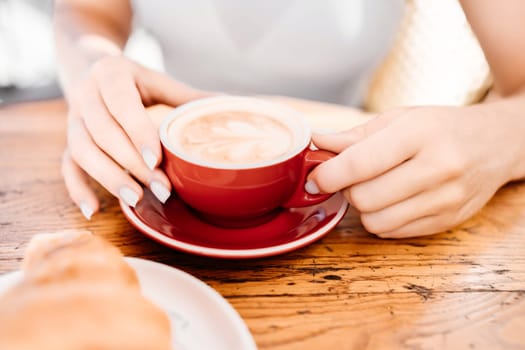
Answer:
[76,34,123,57]
[509,143,525,182]
[57,33,124,103]
[76,35,123,71]
[472,98,525,183]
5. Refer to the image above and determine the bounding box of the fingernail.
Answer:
[142,146,158,170]
[150,181,171,204]
[79,201,93,220]
[305,180,320,195]
[313,128,337,135]
[119,186,139,207]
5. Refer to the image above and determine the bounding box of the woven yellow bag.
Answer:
[365,0,492,112]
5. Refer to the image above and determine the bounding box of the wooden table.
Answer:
[1,99,525,349]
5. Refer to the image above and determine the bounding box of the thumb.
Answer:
[136,65,214,106]
[312,107,408,153]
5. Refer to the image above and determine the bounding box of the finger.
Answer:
[308,115,422,194]
[374,214,452,239]
[358,181,466,234]
[311,128,368,154]
[80,79,172,201]
[61,149,99,220]
[68,117,143,207]
[346,155,449,212]
[93,62,161,170]
[148,169,172,204]
[135,66,213,106]
[312,108,407,153]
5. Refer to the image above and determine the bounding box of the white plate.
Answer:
[0,257,257,350]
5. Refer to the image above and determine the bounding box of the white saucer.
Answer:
[0,257,257,350]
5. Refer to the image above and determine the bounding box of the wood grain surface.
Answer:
[1,99,524,350]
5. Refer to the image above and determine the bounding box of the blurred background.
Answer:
[0,0,163,105]
[0,0,58,104]
[0,0,491,109]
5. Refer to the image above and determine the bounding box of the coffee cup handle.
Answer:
[283,149,335,208]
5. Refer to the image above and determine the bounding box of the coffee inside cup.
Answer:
[168,111,295,164]
[165,101,309,168]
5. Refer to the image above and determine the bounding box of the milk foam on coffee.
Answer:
[170,111,294,164]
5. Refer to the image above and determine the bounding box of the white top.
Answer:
[131,0,404,105]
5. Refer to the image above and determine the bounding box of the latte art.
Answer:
[173,111,294,164]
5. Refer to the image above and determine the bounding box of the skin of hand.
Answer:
[306,0,525,238]
[56,0,525,226]
[307,101,525,238]
[61,55,210,218]
[54,0,210,219]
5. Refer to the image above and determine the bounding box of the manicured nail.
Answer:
[119,186,139,207]
[142,146,158,170]
[150,181,171,204]
[305,180,320,195]
[79,201,93,220]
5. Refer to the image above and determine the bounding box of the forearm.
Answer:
[460,0,525,96]
[471,91,525,182]
[458,0,525,181]
[53,0,132,102]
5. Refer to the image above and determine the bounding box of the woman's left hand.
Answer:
[307,105,525,238]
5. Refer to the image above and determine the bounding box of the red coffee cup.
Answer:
[159,96,334,227]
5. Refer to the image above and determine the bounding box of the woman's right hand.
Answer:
[61,55,209,220]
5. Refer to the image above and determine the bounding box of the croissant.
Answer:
[0,231,172,350]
